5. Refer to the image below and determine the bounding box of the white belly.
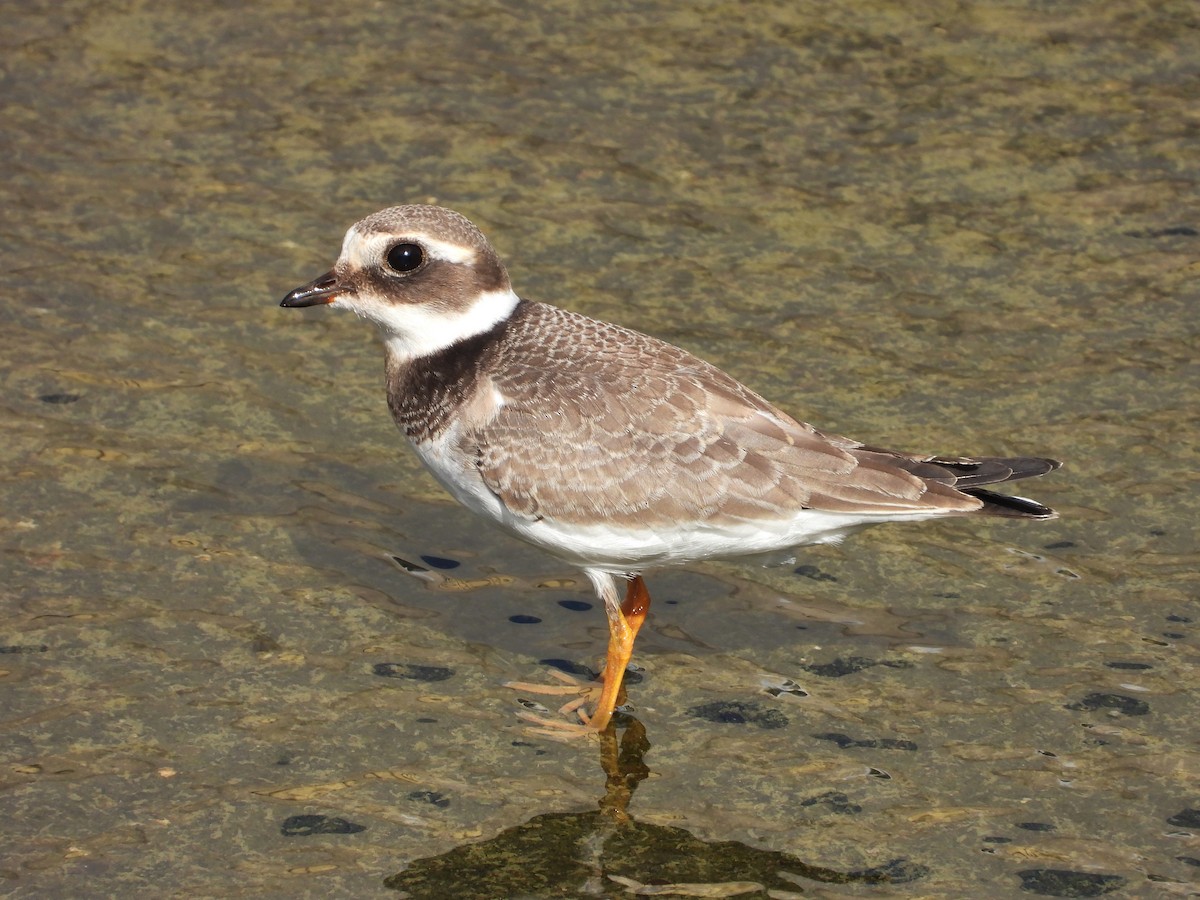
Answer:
[408,431,935,573]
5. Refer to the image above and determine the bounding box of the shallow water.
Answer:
[2,1,1198,897]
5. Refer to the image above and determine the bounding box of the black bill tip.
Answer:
[280,271,341,308]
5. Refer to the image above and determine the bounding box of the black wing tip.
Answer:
[1021,457,1063,477]
[931,455,1062,482]
[965,488,1058,519]
[953,455,1061,518]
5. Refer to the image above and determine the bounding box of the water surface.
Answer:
[2,1,1198,897]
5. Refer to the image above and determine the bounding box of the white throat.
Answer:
[336,287,521,364]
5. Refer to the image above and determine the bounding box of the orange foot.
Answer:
[506,668,622,738]
[507,668,602,720]
[504,574,651,739]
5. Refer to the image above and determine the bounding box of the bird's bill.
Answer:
[280,271,341,308]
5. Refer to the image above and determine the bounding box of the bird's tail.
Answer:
[856,449,1062,519]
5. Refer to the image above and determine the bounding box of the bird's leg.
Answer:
[507,574,651,737]
[585,574,650,731]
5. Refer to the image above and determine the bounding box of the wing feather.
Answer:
[463,302,1051,528]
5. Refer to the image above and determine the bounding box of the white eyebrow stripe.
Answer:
[419,236,477,264]
[338,228,477,269]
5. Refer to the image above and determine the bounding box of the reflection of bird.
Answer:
[281,205,1061,736]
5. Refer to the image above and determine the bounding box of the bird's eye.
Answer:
[386,242,424,273]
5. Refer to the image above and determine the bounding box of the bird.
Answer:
[280,204,1060,737]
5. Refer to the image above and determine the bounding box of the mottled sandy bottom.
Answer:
[2,0,1198,896]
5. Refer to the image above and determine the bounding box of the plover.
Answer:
[281,205,1060,736]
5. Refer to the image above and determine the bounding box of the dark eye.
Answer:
[386,242,424,273]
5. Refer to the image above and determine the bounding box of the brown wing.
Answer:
[464,302,1029,529]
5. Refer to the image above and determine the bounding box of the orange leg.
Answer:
[585,575,651,731]
[507,574,651,737]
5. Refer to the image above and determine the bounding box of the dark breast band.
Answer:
[387,300,529,442]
